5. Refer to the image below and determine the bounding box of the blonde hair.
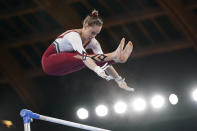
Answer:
[83,9,103,26]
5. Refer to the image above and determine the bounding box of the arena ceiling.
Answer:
[0,0,197,130]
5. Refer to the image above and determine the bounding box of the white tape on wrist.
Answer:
[93,66,114,81]
[101,63,110,71]
[115,76,124,83]
[93,66,104,75]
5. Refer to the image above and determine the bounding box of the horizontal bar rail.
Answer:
[20,109,111,131]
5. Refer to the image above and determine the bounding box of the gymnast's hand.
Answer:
[93,66,113,80]
[115,77,135,92]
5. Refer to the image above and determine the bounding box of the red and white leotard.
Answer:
[41,30,112,76]
[54,30,103,54]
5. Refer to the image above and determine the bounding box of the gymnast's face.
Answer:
[82,24,102,41]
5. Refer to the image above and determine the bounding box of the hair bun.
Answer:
[90,10,99,18]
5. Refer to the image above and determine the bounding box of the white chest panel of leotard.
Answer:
[54,32,103,54]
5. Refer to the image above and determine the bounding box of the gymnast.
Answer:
[41,10,134,92]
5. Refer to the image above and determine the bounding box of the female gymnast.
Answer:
[41,10,134,92]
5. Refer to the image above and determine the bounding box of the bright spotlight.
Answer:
[77,108,88,120]
[114,101,127,114]
[169,94,178,105]
[95,105,108,117]
[132,98,146,111]
[151,95,165,109]
[192,89,197,101]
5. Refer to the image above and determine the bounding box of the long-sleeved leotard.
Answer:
[41,30,113,76]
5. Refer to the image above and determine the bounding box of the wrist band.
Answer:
[115,76,123,82]
[93,66,104,74]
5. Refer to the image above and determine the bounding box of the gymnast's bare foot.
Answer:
[113,38,133,63]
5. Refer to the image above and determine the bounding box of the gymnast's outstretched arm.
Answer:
[75,38,133,63]
[80,38,135,91]
[75,38,133,81]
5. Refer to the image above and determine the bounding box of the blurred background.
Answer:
[0,0,197,131]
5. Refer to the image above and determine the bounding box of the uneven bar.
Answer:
[20,109,111,131]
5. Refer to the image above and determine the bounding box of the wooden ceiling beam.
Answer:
[186,4,197,10]
[0,7,40,19]
[156,0,197,50]
[0,50,43,111]
[104,9,166,28]
[33,0,80,28]
[0,78,7,84]
[132,41,193,58]
[2,29,63,49]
